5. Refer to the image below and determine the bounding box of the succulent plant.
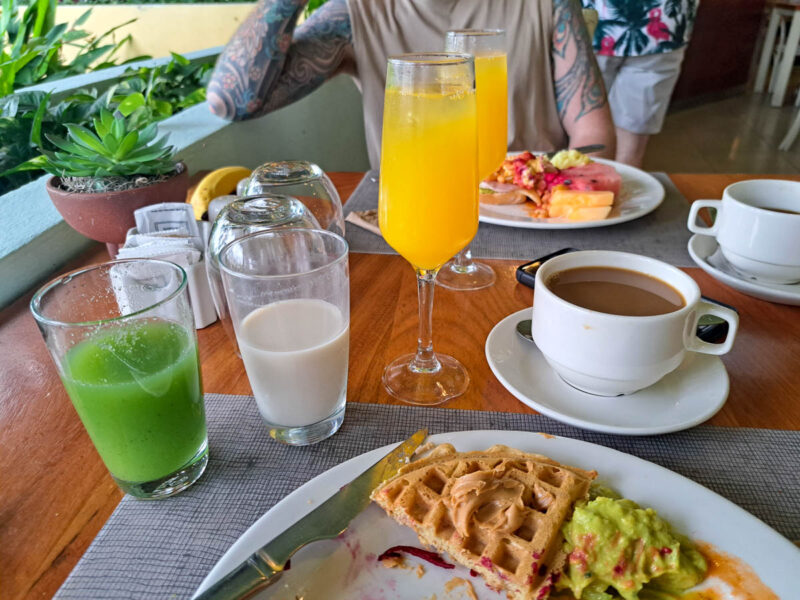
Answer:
[34,107,177,179]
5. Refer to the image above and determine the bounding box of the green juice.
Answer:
[62,319,207,484]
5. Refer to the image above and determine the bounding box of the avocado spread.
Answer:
[557,497,707,600]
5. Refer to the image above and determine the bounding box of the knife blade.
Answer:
[545,144,605,159]
[194,428,428,600]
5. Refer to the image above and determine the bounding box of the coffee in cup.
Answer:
[546,266,686,316]
[687,179,800,284]
[531,251,739,396]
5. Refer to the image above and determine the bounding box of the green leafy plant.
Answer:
[0,88,103,193]
[0,52,207,194]
[304,0,329,16]
[0,92,48,193]
[107,51,211,127]
[1,0,136,98]
[58,0,253,4]
[32,106,177,179]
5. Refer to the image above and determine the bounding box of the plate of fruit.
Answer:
[479,151,665,229]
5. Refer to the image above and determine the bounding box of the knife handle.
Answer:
[195,554,283,600]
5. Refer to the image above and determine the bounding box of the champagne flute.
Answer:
[379,53,478,405]
[436,29,508,291]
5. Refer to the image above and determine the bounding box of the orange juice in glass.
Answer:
[475,53,509,178]
[438,29,508,291]
[380,87,478,270]
[379,53,478,405]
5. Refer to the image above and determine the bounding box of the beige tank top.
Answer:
[346,0,568,169]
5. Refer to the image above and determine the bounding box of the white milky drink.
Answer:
[237,298,349,427]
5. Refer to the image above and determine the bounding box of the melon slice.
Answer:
[548,189,613,221]
[561,163,622,196]
[548,205,612,221]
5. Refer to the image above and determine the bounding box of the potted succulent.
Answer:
[16,105,188,257]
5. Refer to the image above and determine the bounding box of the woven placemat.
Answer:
[55,395,800,598]
[344,171,694,267]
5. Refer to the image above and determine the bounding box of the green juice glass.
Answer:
[31,258,208,499]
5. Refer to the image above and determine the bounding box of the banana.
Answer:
[189,166,251,220]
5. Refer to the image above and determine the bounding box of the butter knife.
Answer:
[545,144,605,158]
[194,428,428,600]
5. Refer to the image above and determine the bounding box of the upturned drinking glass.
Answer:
[206,194,319,356]
[30,259,208,499]
[219,229,350,445]
[437,29,508,291]
[379,53,478,404]
[244,161,345,236]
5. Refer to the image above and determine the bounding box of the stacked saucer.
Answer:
[688,235,800,306]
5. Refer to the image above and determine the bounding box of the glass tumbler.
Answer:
[30,259,208,499]
[206,195,319,356]
[219,229,349,446]
[244,161,345,236]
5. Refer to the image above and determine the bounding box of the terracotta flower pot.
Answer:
[46,162,190,258]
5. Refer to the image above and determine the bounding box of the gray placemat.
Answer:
[344,171,694,267]
[55,396,800,599]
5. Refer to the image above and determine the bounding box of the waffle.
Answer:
[371,444,596,600]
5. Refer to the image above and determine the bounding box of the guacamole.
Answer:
[557,497,707,600]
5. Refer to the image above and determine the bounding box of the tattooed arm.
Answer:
[207,0,353,121]
[551,0,615,157]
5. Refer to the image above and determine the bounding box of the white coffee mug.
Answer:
[687,179,800,284]
[531,251,739,396]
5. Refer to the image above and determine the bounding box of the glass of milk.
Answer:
[206,195,320,357]
[218,229,349,445]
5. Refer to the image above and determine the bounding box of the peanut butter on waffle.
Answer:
[370,444,596,600]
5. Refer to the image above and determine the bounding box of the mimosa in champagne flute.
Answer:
[437,29,508,291]
[379,53,478,404]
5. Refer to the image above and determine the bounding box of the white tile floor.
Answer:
[644,92,800,174]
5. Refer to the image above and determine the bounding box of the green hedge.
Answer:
[0,53,211,194]
[54,0,256,4]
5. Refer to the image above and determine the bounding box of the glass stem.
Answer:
[411,269,441,373]
[451,246,475,273]
[455,247,472,267]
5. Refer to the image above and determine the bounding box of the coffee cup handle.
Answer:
[687,200,722,236]
[684,299,739,355]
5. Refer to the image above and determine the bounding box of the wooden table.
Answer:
[2,173,799,600]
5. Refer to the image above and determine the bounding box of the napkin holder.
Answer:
[121,222,216,329]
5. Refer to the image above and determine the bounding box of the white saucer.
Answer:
[688,234,800,306]
[485,309,729,435]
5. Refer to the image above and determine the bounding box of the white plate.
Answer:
[194,430,797,599]
[479,157,665,229]
[688,234,800,306]
[485,309,728,435]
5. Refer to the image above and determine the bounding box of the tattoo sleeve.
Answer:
[551,0,606,122]
[207,0,352,121]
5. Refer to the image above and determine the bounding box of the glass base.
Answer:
[382,353,470,405]
[267,405,345,446]
[113,442,209,500]
[436,260,496,291]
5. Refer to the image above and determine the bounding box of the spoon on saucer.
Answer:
[516,319,533,342]
[515,313,732,345]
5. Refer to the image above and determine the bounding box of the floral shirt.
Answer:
[582,0,699,57]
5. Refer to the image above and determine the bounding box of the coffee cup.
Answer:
[687,179,800,284]
[530,250,739,396]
